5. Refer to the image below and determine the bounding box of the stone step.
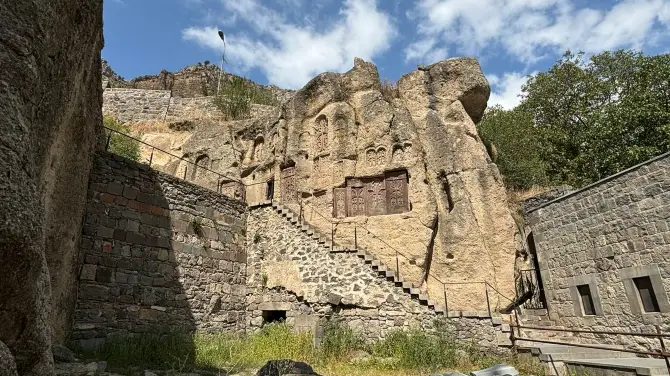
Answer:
[496,331,512,347]
[401,282,413,290]
[409,288,420,296]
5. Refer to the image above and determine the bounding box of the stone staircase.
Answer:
[258,200,513,347]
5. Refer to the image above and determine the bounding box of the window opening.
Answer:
[577,284,596,316]
[262,310,286,325]
[634,276,660,313]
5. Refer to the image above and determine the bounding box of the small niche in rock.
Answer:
[262,310,286,325]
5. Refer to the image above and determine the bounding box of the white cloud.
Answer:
[406,0,670,64]
[183,0,396,89]
[487,72,533,109]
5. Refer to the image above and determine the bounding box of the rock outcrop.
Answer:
[127,57,520,311]
[0,1,103,374]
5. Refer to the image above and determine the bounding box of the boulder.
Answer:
[0,0,103,374]
[256,360,320,376]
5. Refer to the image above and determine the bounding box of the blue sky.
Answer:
[104,0,670,108]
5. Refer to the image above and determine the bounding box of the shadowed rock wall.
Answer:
[0,1,103,375]
[72,152,248,348]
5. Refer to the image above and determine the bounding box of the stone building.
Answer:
[521,152,670,351]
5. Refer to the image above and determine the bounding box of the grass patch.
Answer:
[78,321,546,375]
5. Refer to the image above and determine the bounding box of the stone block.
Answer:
[107,182,124,195]
[80,264,97,281]
[122,186,138,200]
[112,229,127,241]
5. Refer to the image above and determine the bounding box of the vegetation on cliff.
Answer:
[214,76,279,120]
[478,49,670,189]
[103,116,141,161]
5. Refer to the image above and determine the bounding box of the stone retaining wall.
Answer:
[102,88,280,125]
[71,152,247,348]
[245,205,499,346]
[526,152,670,351]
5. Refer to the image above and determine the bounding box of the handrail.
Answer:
[515,336,670,358]
[104,126,514,314]
[512,323,670,373]
[103,125,242,184]
[512,324,670,338]
[297,197,515,313]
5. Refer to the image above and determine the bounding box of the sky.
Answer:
[103,0,670,109]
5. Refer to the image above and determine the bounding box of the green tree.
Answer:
[103,115,141,161]
[483,49,670,188]
[478,105,549,189]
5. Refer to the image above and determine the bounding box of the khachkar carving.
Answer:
[392,143,412,163]
[348,183,366,217]
[366,146,387,167]
[366,178,386,216]
[337,171,409,217]
[386,171,409,214]
[333,188,347,218]
[314,115,329,152]
[281,167,296,203]
[313,156,329,180]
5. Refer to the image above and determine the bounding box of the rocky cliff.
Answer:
[114,58,521,311]
[0,1,103,375]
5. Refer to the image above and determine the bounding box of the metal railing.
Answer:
[515,269,547,310]
[295,197,515,316]
[510,318,670,373]
[102,125,244,197]
[103,126,515,316]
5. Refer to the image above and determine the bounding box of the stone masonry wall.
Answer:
[103,87,278,125]
[527,153,670,351]
[72,151,247,348]
[245,205,499,347]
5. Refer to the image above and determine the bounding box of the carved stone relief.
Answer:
[333,160,345,182]
[314,115,329,153]
[337,170,409,217]
[280,167,296,203]
[392,142,412,163]
[313,156,329,180]
[386,170,409,214]
[365,178,387,216]
[333,188,347,218]
[366,146,387,167]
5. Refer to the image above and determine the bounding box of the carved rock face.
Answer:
[120,57,519,312]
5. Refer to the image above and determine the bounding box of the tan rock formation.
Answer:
[0,1,103,374]
[119,57,519,311]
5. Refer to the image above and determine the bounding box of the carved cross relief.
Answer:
[366,147,387,167]
[392,143,412,163]
[280,167,296,203]
[338,171,408,217]
[314,116,329,153]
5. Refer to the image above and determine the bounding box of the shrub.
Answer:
[103,115,141,161]
[214,76,279,120]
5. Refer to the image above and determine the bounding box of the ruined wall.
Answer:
[527,152,670,351]
[0,1,103,375]
[245,205,500,346]
[72,152,247,348]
